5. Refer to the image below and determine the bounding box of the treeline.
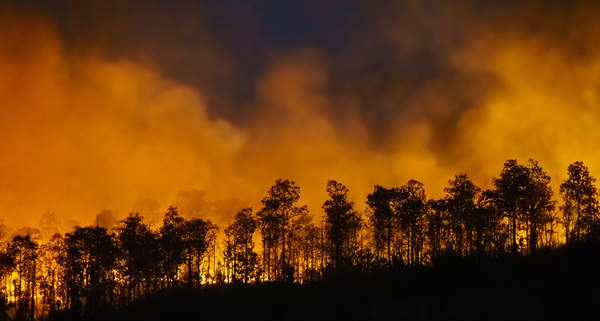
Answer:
[0,158,598,320]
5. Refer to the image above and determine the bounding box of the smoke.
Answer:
[94,210,118,231]
[0,3,246,227]
[2,1,600,229]
[441,0,600,190]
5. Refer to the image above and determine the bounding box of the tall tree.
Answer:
[366,185,396,266]
[395,180,427,266]
[7,234,38,321]
[560,161,598,242]
[224,208,259,283]
[63,226,117,317]
[182,218,217,287]
[286,208,311,282]
[257,204,278,281]
[425,199,447,262]
[38,233,66,318]
[444,174,480,255]
[522,159,555,253]
[494,159,530,254]
[159,206,185,288]
[322,180,361,268]
[476,189,508,256]
[115,213,159,303]
[296,222,323,282]
[257,179,307,281]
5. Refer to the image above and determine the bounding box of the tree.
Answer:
[38,233,66,318]
[560,161,598,243]
[476,189,508,256]
[224,208,259,283]
[395,180,427,266]
[257,179,307,281]
[115,213,159,303]
[63,226,117,317]
[296,222,323,282]
[6,234,38,321]
[159,206,185,288]
[257,204,278,281]
[522,159,555,253]
[286,207,311,282]
[203,221,219,284]
[182,217,217,287]
[425,199,447,262]
[494,159,530,254]
[444,174,480,255]
[492,159,556,254]
[366,185,396,266]
[322,180,361,268]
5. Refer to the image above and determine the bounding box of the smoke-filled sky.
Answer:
[2,0,600,229]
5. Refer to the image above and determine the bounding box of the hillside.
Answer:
[49,243,600,321]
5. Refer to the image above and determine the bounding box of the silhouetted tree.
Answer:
[159,206,185,288]
[115,213,159,303]
[287,208,311,281]
[297,222,322,282]
[560,161,598,243]
[366,185,396,266]
[444,174,480,255]
[203,221,219,283]
[183,218,217,287]
[0,246,13,313]
[322,180,361,268]
[522,159,555,253]
[257,204,278,281]
[257,179,307,281]
[494,159,531,254]
[424,199,450,261]
[542,208,561,248]
[476,189,508,256]
[394,180,427,266]
[7,234,38,321]
[224,208,259,283]
[38,233,66,318]
[63,226,116,317]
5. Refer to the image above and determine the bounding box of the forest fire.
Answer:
[2,0,600,319]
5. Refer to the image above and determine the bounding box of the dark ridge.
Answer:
[51,242,600,321]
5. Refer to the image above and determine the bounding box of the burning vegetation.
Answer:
[0,159,599,319]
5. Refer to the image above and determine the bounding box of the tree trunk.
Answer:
[31,263,35,321]
[512,214,517,254]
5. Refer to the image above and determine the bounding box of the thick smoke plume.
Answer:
[1,1,600,228]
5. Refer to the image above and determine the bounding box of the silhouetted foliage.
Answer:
[115,213,159,303]
[224,208,259,283]
[7,234,37,321]
[366,185,396,267]
[560,161,599,243]
[322,180,361,269]
[444,173,480,256]
[158,206,185,289]
[395,180,427,266]
[63,226,117,317]
[182,217,218,287]
[2,160,600,320]
[257,179,308,281]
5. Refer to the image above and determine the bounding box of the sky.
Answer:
[2,0,600,230]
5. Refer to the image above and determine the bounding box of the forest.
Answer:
[1,158,600,321]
